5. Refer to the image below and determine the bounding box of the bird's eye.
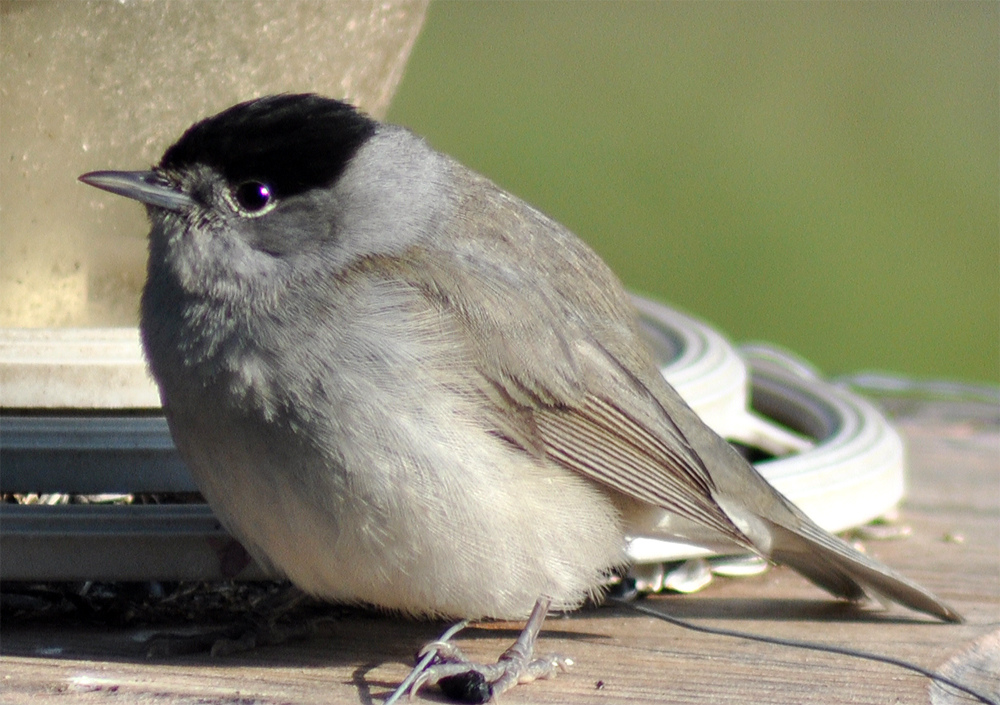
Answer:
[233,181,273,213]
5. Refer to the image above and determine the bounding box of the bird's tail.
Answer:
[762,507,962,623]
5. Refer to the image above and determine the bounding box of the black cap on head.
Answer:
[160,94,377,199]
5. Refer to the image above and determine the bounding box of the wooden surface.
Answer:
[2,397,998,704]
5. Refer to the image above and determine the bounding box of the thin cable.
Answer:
[612,598,997,705]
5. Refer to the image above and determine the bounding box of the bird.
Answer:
[79,93,961,702]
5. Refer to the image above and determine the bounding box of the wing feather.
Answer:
[388,173,749,546]
[535,393,747,545]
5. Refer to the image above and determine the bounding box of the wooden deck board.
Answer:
[2,397,998,704]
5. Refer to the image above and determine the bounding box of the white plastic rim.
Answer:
[1,302,745,415]
[0,328,160,408]
[0,298,748,415]
[738,344,906,534]
[632,295,750,439]
[625,336,906,564]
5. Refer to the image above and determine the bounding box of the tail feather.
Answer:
[766,517,963,623]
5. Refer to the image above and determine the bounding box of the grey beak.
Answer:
[79,170,196,212]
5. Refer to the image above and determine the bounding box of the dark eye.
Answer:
[233,181,272,212]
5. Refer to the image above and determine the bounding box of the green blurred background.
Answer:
[386,1,998,384]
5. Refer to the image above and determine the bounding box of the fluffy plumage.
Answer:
[81,94,961,626]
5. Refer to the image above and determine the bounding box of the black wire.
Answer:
[611,598,997,705]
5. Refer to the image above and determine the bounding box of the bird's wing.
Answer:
[390,170,961,623]
[398,179,751,547]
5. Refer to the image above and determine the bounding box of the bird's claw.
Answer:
[407,647,571,703]
[385,600,560,704]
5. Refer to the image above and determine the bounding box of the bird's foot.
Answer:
[386,597,566,704]
[411,639,571,703]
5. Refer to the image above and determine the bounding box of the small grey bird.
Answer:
[80,94,960,702]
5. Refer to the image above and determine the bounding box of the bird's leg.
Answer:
[389,597,571,704]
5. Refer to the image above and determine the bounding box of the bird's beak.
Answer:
[79,170,196,212]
